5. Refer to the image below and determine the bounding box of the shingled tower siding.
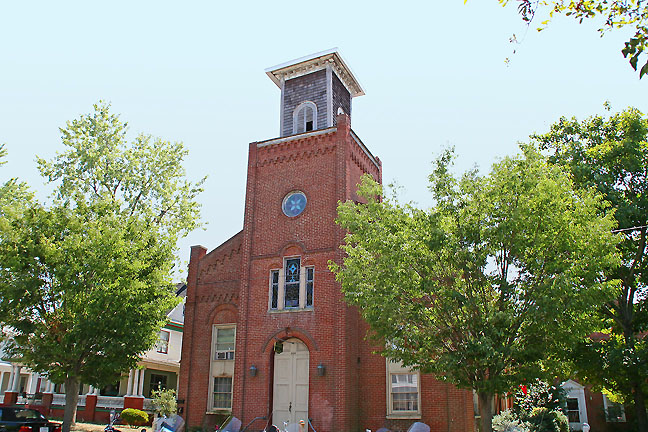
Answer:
[179,51,475,432]
[331,72,351,125]
[281,70,328,137]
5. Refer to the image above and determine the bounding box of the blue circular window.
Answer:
[282,191,307,217]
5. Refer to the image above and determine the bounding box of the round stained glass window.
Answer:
[282,191,307,217]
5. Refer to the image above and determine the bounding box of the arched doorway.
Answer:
[273,338,309,427]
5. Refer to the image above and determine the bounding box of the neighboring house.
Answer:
[491,380,632,432]
[561,379,631,432]
[178,49,475,432]
[0,284,186,422]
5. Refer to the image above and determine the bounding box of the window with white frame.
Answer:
[212,376,233,409]
[213,326,236,360]
[269,258,314,310]
[293,102,317,134]
[566,398,581,423]
[386,361,421,417]
[156,330,170,354]
[561,380,588,428]
[603,394,626,422]
[391,374,419,412]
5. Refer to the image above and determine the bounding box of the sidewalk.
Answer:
[71,422,153,432]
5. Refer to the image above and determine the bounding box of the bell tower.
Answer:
[265,48,365,137]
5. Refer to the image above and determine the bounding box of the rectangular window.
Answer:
[566,398,580,423]
[284,258,301,308]
[269,258,314,311]
[149,373,168,396]
[306,267,314,307]
[156,331,170,354]
[603,394,626,422]
[214,327,235,360]
[212,377,233,409]
[391,373,419,412]
[271,271,279,309]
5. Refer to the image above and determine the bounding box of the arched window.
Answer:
[293,101,317,134]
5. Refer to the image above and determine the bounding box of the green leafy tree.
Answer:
[532,106,648,431]
[500,0,648,77]
[0,143,32,219]
[0,103,204,432]
[330,147,619,432]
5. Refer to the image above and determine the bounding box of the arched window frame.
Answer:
[292,101,318,134]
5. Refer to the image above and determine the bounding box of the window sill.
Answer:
[386,413,421,420]
[269,308,314,314]
[206,409,232,415]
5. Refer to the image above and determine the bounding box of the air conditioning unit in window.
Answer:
[216,351,235,360]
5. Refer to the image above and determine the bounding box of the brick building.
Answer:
[178,49,474,432]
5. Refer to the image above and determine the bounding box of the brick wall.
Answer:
[180,113,474,432]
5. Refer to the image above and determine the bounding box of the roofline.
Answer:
[265,49,365,97]
[265,48,339,76]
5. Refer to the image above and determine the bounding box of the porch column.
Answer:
[85,386,98,422]
[132,369,140,396]
[43,379,53,393]
[123,368,144,411]
[126,369,135,396]
[7,365,16,392]
[28,373,40,394]
[0,371,6,393]
[12,366,22,392]
[137,369,145,397]
[3,366,20,405]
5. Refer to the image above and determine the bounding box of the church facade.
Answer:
[178,50,474,432]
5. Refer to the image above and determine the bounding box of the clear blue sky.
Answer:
[1,1,646,278]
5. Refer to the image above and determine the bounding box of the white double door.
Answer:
[273,338,309,427]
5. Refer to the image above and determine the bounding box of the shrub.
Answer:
[121,408,149,427]
[493,410,530,432]
[151,388,178,417]
[526,407,568,432]
[514,380,566,418]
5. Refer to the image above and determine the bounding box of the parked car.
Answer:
[0,407,61,432]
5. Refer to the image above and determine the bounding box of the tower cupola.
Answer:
[265,48,364,137]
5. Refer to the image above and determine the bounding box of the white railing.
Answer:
[142,398,154,410]
[10,393,151,411]
[96,396,124,409]
[0,394,4,404]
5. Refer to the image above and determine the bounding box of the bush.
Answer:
[514,380,566,418]
[121,408,149,427]
[493,410,530,432]
[526,407,568,432]
[151,388,178,417]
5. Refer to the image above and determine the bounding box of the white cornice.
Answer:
[265,48,365,97]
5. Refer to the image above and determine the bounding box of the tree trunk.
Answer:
[478,391,494,432]
[633,381,648,432]
[62,377,80,432]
